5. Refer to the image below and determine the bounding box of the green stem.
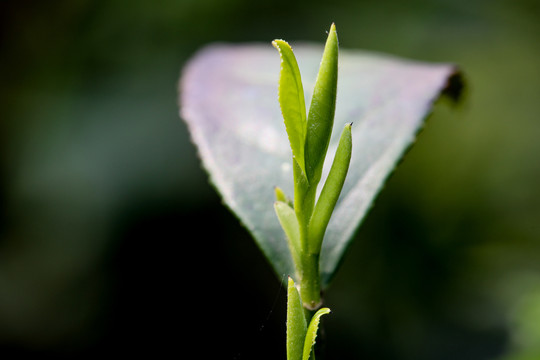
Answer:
[292,159,322,310]
[300,252,321,310]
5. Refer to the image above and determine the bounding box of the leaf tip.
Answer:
[318,307,331,315]
[275,186,294,207]
[272,39,290,52]
[329,22,336,32]
[327,23,338,43]
[287,276,298,292]
[442,69,466,104]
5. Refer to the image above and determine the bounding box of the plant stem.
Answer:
[292,159,323,310]
[300,252,321,310]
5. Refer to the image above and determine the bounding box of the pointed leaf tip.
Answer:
[329,22,336,33]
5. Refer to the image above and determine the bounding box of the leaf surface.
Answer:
[308,123,352,255]
[272,40,308,178]
[303,307,331,360]
[287,277,307,360]
[305,23,339,185]
[275,201,302,272]
[180,42,462,286]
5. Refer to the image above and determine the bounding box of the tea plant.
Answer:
[273,24,344,359]
[273,24,347,311]
[180,22,462,359]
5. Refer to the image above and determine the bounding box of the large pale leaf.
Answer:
[179,42,462,287]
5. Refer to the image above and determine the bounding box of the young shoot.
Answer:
[273,23,352,310]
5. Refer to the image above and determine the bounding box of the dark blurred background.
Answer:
[1,0,539,359]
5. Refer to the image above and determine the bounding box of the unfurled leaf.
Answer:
[179,41,463,286]
[308,123,352,255]
[305,23,339,186]
[272,39,308,178]
[275,201,302,272]
[303,307,331,360]
[287,277,307,360]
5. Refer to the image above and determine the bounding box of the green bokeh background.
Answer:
[1,0,539,358]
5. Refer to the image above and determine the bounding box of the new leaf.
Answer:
[272,40,308,179]
[305,23,339,186]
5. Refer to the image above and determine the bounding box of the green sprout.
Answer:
[286,277,331,360]
[180,18,463,360]
[273,23,351,310]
